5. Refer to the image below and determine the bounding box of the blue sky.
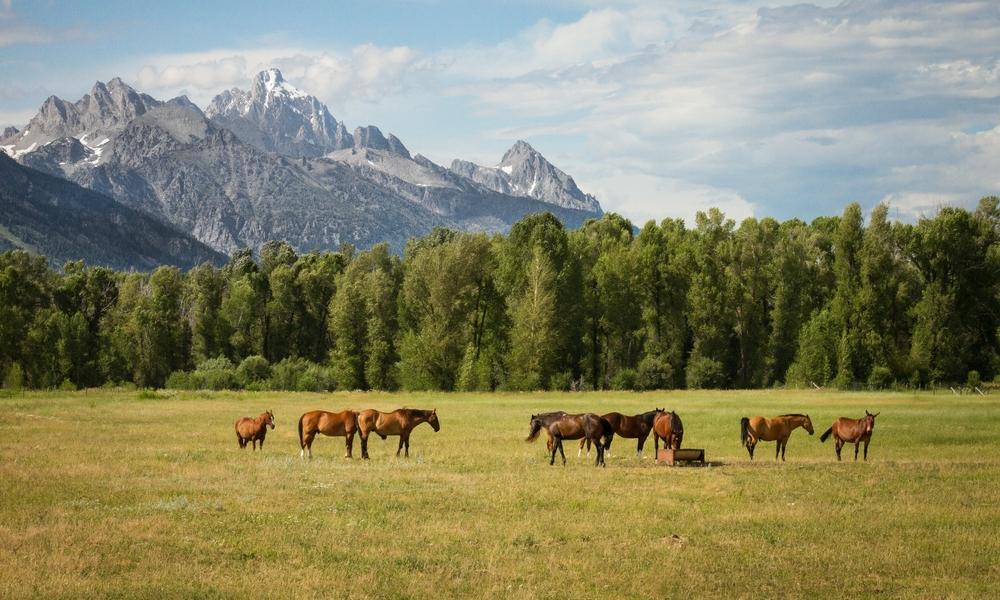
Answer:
[2,0,999,225]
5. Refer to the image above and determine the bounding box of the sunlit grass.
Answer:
[1,389,998,598]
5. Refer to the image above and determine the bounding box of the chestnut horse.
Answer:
[235,410,275,450]
[298,410,359,459]
[526,413,613,467]
[357,408,440,459]
[740,414,814,461]
[578,409,665,458]
[652,410,684,462]
[820,410,879,461]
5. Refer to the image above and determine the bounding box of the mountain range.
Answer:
[0,69,604,264]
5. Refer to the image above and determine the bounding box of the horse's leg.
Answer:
[637,434,647,459]
[605,435,612,458]
[403,433,411,458]
[864,439,870,461]
[781,439,787,462]
[749,438,756,460]
[653,434,660,463]
[558,438,567,466]
[259,436,264,451]
[775,439,780,461]
[360,432,369,460]
[835,438,843,461]
[550,436,558,466]
[595,437,604,467]
[854,441,860,462]
[345,431,354,459]
[396,435,405,457]
[578,439,585,458]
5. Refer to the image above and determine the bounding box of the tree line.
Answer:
[2,198,998,392]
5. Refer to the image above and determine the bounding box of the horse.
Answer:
[652,410,684,462]
[235,410,275,451]
[298,410,359,459]
[820,410,879,461]
[578,409,664,458]
[526,413,613,467]
[357,408,440,459]
[740,414,814,461]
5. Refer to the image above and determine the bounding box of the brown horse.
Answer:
[820,410,879,461]
[298,410,359,459]
[526,413,612,467]
[357,408,440,459]
[579,409,665,458]
[741,414,814,461]
[235,410,275,451]
[652,410,684,462]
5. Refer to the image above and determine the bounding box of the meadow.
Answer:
[1,389,998,599]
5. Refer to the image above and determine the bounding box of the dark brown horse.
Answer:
[579,409,664,458]
[820,410,879,461]
[235,410,275,451]
[652,410,684,462]
[298,410,359,459]
[741,414,814,461]
[357,408,440,459]
[526,413,612,467]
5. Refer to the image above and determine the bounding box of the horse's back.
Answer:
[235,417,253,437]
[833,417,864,441]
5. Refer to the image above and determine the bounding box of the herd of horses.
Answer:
[234,406,880,464]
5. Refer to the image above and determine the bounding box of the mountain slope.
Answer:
[0,153,226,270]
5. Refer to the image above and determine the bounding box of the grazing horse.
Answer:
[526,413,612,467]
[820,410,879,461]
[357,408,440,459]
[298,410,359,459]
[652,410,684,462]
[579,409,665,458]
[741,414,814,461]
[235,410,275,451]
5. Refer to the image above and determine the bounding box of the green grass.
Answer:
[1,389,998,598]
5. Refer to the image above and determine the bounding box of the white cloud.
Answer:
[585,171,756,226]
[131,45,423,108]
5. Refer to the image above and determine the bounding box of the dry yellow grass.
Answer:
[1,389,998,598]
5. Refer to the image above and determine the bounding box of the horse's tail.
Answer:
[819,426,833,443]
[297,414,305,449]
[600,417,614,447]
[525,419,542,443]
[740,417,750,446]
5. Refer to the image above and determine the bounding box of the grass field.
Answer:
[1,389,998,599]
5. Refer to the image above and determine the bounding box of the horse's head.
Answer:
[428,409,440,432]
[864,410,879,434]
[803,414,814,435]
[265,410,275,429]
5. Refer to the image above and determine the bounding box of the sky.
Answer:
[2,0,999,226]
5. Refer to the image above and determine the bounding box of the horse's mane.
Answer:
[670,410,683,431]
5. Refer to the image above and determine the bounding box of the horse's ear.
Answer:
[866,410,871,416]
[873,411,880,417]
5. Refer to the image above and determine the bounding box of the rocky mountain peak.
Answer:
[448,141,602,214]
[206,68,348,157]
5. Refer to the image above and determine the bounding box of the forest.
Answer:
[1,199,998,392]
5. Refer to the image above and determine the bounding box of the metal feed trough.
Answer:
[656,448,706,465]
